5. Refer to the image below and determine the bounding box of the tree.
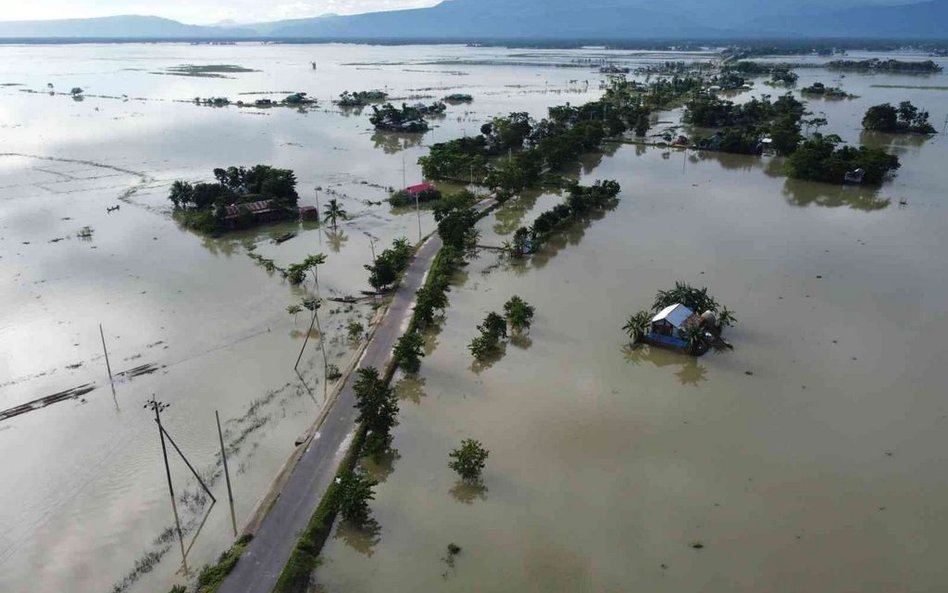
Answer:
[623,310,652,342]
[287,304,303,321]
[653,282,719,314]
[324,198,348,230]
[449,439,489,482]
[168,180,193,209]
[503,296,535,332]
[682,324,708,356]
[393,331,425,373]
[353,367,399,446]
[479,312,507,341]
[365,252,398,292]
[347,321,365,341]
[336,470,377,525]
[862,103,899,132]
[468,333,499,361]
[717,306,737,328]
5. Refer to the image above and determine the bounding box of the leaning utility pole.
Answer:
[216,411,238,538]
[99,324,113,384]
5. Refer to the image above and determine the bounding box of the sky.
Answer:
[0,0,443,25]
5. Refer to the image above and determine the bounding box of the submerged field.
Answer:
[1,43,947,593]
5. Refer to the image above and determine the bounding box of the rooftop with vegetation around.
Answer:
[337,90,389,107]
[369,103,430,133]
[786,133,901,185]
[801,82,854,98]
[168,165,300,234]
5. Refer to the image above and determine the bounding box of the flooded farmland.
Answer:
[1,42,947,593]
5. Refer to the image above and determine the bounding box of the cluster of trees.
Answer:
[862,102,936,134]
[827,59,943,73]
[708,72,747,90]
[435,190,480,253]
[801,82,853,98]
[418,76,704,194]
[365,237,414,293]
[413,245,463,329]
[337,90,388,107]
[167,165,299,233]
[443,93,473,103]
[506,181,621,257]
[469,296,535,361]
[369,103,429,133]
[770,68,799,86]
[685,93,805,155]
[787,134,901,185]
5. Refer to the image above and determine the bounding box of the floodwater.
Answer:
[0,43,945,593]
[313,55,948,593]
[0,43,616,593]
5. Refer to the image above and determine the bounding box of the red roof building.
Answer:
[404,182,435,195]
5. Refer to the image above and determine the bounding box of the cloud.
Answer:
[1,0,442,25]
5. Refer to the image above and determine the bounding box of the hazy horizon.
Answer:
[0,0,924,27]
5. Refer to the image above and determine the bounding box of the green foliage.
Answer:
[323,199,348,229]
[365,237,413,292]
[479,312,508,341]
[169,586,186,593]
[687,93,804,155]
[419,136,489,181]
[389,187,442,207]
[393,331,425,374]
[347,321,365,340]
[718,306,738,328]
[623,310,652,342]
[862,101,936,134]
[168,165,299,233]
[353,367,399,454]
[370,103,429,132]
[503,296,535,332]
[827,59,942,74]
[337,470,377,525]
[801,82,852,98]
[653,282,720,314]
[286,253,327,286]
[412,246,461,329]
[449,439,489,482]
[195,535,253,593]
[287,304,303,317]
[468,333,500,361]
[437,206,478,251]
[787,133,901,185]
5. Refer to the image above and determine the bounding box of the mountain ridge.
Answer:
[0,1,946,40]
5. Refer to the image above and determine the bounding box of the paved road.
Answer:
[218,234,444,593]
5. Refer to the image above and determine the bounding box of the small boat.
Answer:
[273,232,297,244]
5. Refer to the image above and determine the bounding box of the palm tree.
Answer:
[682,324,708,356]
[717,306,737,328]
[623,310,652,343]
[324,199,348,230]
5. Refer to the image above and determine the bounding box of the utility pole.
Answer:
[145,396,186,574]
[99,324,113,384]
[216,411,237,538]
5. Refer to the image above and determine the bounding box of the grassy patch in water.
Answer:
[155,64,259,78]
[191,534,254,593]
[870,84,948,91]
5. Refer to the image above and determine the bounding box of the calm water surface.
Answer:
[0,43,946,593]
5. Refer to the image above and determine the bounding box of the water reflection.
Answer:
[334,518,382,557]
[859,129,931,150]
[781,179,890,211]
[325,228,349,253]
[450,479,488,505]
[360,448,400,484]
[370,131,424,154]
[622,344,709,387]
[470,343,507,375]
[395,374,427,405]
[510,333,533,350]
[491,189,546,236]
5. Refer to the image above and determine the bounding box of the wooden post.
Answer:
[99,324,113,383]
[216,411,238,538]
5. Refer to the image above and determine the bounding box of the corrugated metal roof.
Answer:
[405,182,435,194]
[224,200,275,218]
[652,304,694,328]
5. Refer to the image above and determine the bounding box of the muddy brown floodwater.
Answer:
[0,44,946,593]
[312,55,948,593]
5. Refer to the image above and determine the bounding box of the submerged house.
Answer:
[223,199,282,229]
[404,182,436,197]
[844,168,866,184]
[646,304,699,350]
